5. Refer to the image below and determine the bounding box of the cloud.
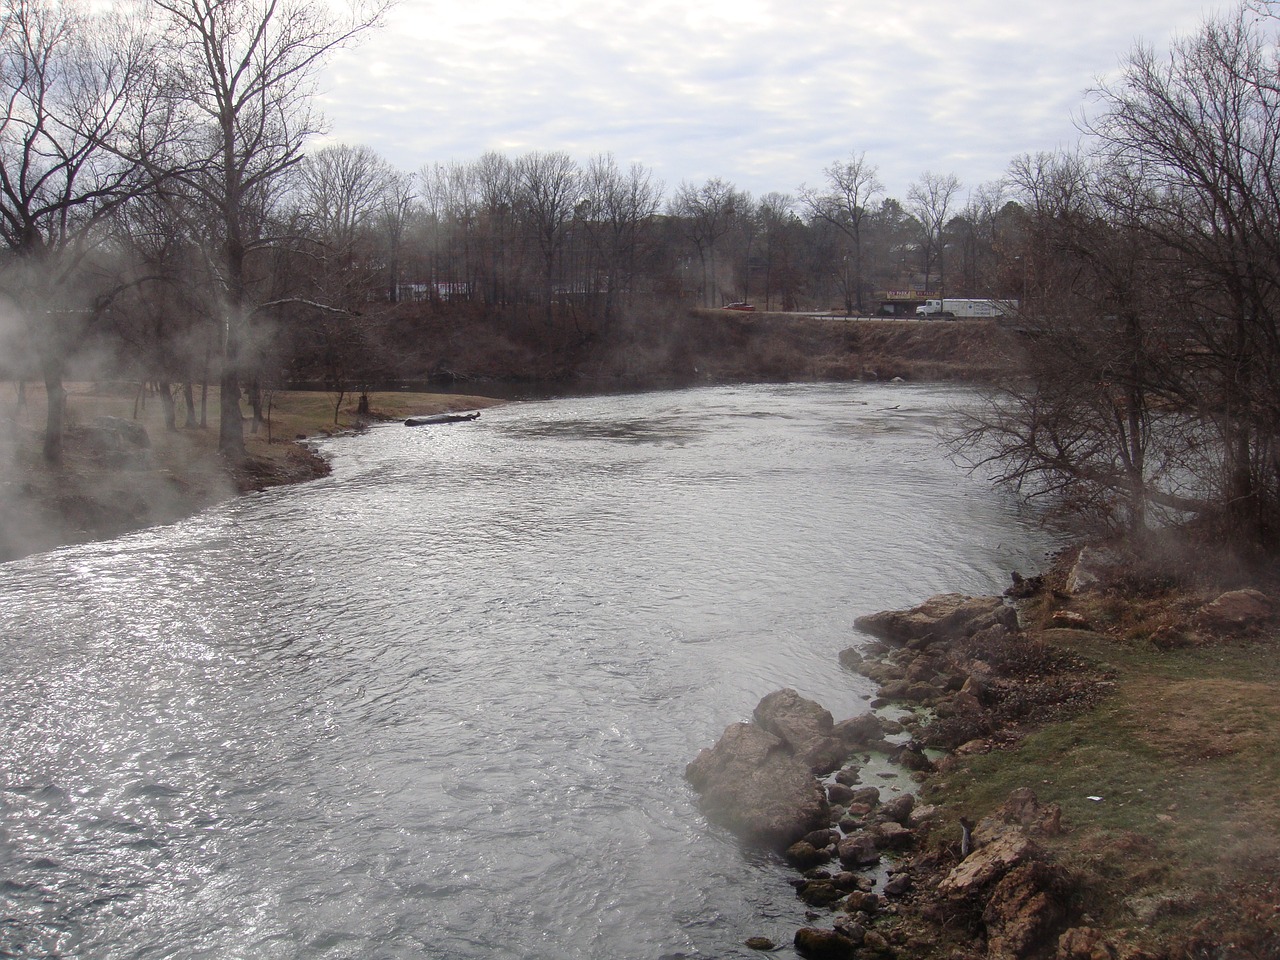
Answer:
[315,0,1226,201]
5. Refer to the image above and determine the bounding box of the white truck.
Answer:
[915,298,1018,318]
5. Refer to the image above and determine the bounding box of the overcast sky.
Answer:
[316,0,1225,203]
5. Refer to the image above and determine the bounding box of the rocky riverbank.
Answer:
[686,548,1280,959]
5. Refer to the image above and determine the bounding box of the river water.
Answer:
[0,382,1057,959]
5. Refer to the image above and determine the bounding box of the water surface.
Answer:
[0,382,1057,959]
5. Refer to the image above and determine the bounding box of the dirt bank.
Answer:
[578,311,1028,385]
[0,383,502,563]
[335,303,1028,386]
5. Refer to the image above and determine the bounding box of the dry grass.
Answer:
[0,381,502,562]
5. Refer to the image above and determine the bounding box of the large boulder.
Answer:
[854,594,1017,647]
[1195,589,1274,632]
[753,688,848,773]
[1065,546,1124,594]
[937,828,1041,899]
[938,790,1062,901]
[794,927,856,959]
[685,722,829,850]
[79,415,151,466]
[982,861,1072,959]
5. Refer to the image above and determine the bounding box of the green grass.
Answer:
[919,622,1280,950]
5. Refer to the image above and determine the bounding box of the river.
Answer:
[0,382,1057,959]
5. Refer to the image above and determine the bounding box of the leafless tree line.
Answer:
[955,4,1280,551]
[1,0,1028,469]
[0,0,387,461]
[9,0,1279,555]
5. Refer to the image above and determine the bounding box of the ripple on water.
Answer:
[0,382,1060,959]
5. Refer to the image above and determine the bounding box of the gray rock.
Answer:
[883,872,913,897]
[937,828,1041,899]
[872,821,914,849]
[804,828,839,849]
[794,927,856,959]
[855,593,1018,646]
[832,713,884,747]
[80,415,151,466]
[842,890,881,914]
[1065,546,1124,594]
[892,743,934,773]
[836,833,880,868]
[787,840,833,869]
[982,861,1071,959]
[832,916,867,943]
[827,782,855,805]
[1195,589,1275,631]
[849,786,881,807]
[754,688,848,773]
[796,879,845,907]
[685,722,829,850]
[879,793,915,825]
[833,764,861,786]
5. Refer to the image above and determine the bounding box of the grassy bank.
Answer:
[952,639,1276,951]
[898,566,1280,957]
[0,382,502,562]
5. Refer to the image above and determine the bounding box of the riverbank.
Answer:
[0,382,503,563]
[337,303,1028,385]
[691,546,1280,959]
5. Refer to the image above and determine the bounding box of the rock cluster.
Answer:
[687,591,1122,960]
[846,593,1110,752]
[684,687,896,850]
[686,685,948,957]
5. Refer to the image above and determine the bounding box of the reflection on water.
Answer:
[0,382,1058,959]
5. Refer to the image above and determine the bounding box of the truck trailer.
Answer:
[915,298,1018,318]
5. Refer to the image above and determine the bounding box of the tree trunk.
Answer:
[219,368,243,459]
[248,376,264,434]
[41,361,66,464]
[158,382,177,431]
[218,302,246,458]
[183,381,197,428]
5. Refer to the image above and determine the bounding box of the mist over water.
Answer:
[0,382,1058,959]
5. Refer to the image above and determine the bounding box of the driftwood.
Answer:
[404,411,481,427]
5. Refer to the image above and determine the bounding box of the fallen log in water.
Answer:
[404,412,481,427]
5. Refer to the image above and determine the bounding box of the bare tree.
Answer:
[669,178,749,307]
[580,154,662,323]
[962,6,1280,550]
[299,144,394,256]
[756,192,802,311]
[374,167,416,302]
[472,152,516,306]
[152,0,388,458]
[957,156,1185,535]
[798,152,883,314]
[515,150,580,324]
[1089,5,1280,545]
[907,171,962,294]
[0,0,162,460]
